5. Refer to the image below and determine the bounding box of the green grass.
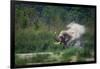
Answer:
[15,27,64,53]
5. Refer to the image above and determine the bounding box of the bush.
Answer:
[15,28,65,53]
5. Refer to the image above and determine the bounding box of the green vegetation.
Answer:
[15,3,95,65]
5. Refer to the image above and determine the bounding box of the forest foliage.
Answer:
[15,2,96,65]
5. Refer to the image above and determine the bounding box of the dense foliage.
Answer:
[15,3,95,65]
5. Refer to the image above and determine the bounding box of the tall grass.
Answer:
[15,26,64,53]
[15,26,95,65]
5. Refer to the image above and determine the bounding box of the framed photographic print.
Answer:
[11,0,96,68]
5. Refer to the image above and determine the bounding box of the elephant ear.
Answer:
[69,31,74,35]
[66,31,75,37]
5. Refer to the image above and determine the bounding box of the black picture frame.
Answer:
[11,0,96,68]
